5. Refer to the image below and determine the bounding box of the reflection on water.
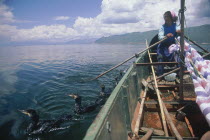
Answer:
[0,43,145,140]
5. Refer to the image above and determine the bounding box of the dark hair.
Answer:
[164,11,173,21]
[164,11,178,22]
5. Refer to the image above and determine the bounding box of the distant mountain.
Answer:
[65,38,97,44]
[95,24,210,44]
[0,38,97,47]
[185,24,210,44]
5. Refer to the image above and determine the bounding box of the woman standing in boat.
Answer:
[157,11,180,76]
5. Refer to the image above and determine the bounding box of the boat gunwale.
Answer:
[83,51,147,140]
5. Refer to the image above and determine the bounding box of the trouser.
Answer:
[157,42,175,76]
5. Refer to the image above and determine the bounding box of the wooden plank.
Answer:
[150,53,157,55]
[184,117,195,137]
[183,98,196,101]
[184,71,190,73]
[143,100,195,105]
[135,62,178,66]
[154,85,179,88]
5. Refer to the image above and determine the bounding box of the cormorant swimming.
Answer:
[114,70,124,86]
[99,84,111,97]
[68,94,98,114]
[20,109,72,135]
[94,84,111,105]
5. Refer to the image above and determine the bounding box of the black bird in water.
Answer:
[20,109,72,135]
[68,85,113,114]
[68,94,98,114]
[94,84,111,105]
[114,70,124,86]
[100,84,111,97]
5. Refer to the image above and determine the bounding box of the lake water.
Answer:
[0,43,145,140]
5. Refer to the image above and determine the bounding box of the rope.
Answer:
[178,6,190,42]
[178,6,187,26]
[184,13,190,42]
[178,52,186,67]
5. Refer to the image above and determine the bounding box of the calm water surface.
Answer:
[0,43,145,140]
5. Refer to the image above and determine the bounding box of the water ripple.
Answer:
[0,43,146,140]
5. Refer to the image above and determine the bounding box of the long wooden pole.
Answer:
[140,128,154,140]
[179,0,185,100]
[185,35,209,53]
[189,59,204,79]
[92,37,167,80]
[146,40,183,140]
[202,52,210,58]
[134,87,148,135]
[146,40,169,137]
[161,99,183,140]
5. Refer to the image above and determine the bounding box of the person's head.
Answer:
[163,11,173,25]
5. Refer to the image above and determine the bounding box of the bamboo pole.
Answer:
[147,40,183,140]
[134,87,148,135]
[161,99,183,140]
[189,59,204,79]
[202,52,210,58]
[184,35,210,58]
[146,40,169,136]
[92,37,167,80]
[139,128,154,140]
[185,35,209,53]
[176,37,204,80]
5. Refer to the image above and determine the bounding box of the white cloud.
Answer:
[0,4,15,24]
[72,0,210,38]
[53,16,70,21]
[12,24,79,42]
[0,0,210,44]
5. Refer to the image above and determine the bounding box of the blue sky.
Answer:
[4,0,101,28]
[0,0,210,45]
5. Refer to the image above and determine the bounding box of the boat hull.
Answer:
[84,52,149,140]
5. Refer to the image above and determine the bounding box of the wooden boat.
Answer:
[83,2,210,140]
[83,40,209,139]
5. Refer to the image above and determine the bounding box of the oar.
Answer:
[184,35,209,53]
[92,36,167,80]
